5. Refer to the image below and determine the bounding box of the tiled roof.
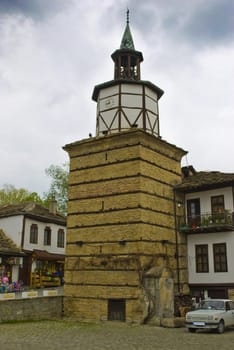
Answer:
[0,229,22,255]
[0,202,66,225]
[175,171,234,192]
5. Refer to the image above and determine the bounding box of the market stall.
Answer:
[30,250,65,288]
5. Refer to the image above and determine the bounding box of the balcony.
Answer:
[179,211,234,233]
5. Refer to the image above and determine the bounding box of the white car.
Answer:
[185,299,234,333]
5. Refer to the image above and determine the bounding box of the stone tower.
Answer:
[63,12,188,324]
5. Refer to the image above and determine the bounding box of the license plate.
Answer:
[193,322,205,326]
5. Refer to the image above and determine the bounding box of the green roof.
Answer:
[120,22,135,50]
[120,9,135,50]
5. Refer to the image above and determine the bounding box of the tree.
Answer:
[43,163,69,215]
[0,184,44,206]
[0,164,69,215]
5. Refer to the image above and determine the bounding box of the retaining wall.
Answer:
[0,296,63,322]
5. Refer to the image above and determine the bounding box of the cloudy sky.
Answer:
[0,0,233,195]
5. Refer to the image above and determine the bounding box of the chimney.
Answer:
[181,165,196,178]
[49,196,57,215]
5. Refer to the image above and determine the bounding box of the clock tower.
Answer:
[64,11,188,325]
[93,10,163,137]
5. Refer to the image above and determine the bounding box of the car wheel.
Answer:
[188,328,196,333]
[217,320,225,334]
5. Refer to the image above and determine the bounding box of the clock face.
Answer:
[105,98,114,107]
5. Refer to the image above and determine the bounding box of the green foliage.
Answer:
[0,163,69,215]
[0,184,44,206]
[43,163,69,215]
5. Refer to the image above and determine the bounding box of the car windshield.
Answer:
[199,300,225,310]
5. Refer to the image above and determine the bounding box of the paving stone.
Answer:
[0,321,234,350]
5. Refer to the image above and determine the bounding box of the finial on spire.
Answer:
[126,8,129,24]
[119,8,136,50]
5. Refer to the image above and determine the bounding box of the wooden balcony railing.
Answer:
[180,211,234,233]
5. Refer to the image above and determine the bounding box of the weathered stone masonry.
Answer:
[0,297,63,322]
[63,129,188,323]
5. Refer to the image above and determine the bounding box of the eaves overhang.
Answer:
[92,79,164,102]
[111,48,143,62]
[24,213,66,226]
[175,172,234,193]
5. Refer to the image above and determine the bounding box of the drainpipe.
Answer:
[173,188,181,294]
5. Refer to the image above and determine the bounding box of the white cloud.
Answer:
[0,1,233,195]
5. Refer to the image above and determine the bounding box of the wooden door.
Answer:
[187,198,201,227]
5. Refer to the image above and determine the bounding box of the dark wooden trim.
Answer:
[232,186,234,209]
[23,214,66,226]
[142,84,146,130]
[92,80,163,102]
[118,84,121,130]
[67,219,174,231]
[21,216,26,249]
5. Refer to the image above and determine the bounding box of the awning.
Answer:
[31,249,65,262]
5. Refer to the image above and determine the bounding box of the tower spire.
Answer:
[120,9,135,50]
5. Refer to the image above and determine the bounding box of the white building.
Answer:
[0,202,66,287]
[176,166,234,301]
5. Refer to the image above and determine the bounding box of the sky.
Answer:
[0,0,233,196]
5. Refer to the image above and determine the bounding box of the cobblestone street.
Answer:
[0,320,234,350]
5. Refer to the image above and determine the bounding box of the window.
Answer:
[30,224,38,244]
[196,245,209,272]
[44,226,51,246]
[211,195,225,214]
[108,299,126,321]
[57,229,65,248]
[213,243,227,272]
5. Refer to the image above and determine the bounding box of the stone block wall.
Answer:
[63,129,188,323]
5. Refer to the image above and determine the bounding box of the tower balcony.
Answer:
[179,211,234,233]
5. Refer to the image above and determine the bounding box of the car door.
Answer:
[224,302,234,326]
[230,301,234,325]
